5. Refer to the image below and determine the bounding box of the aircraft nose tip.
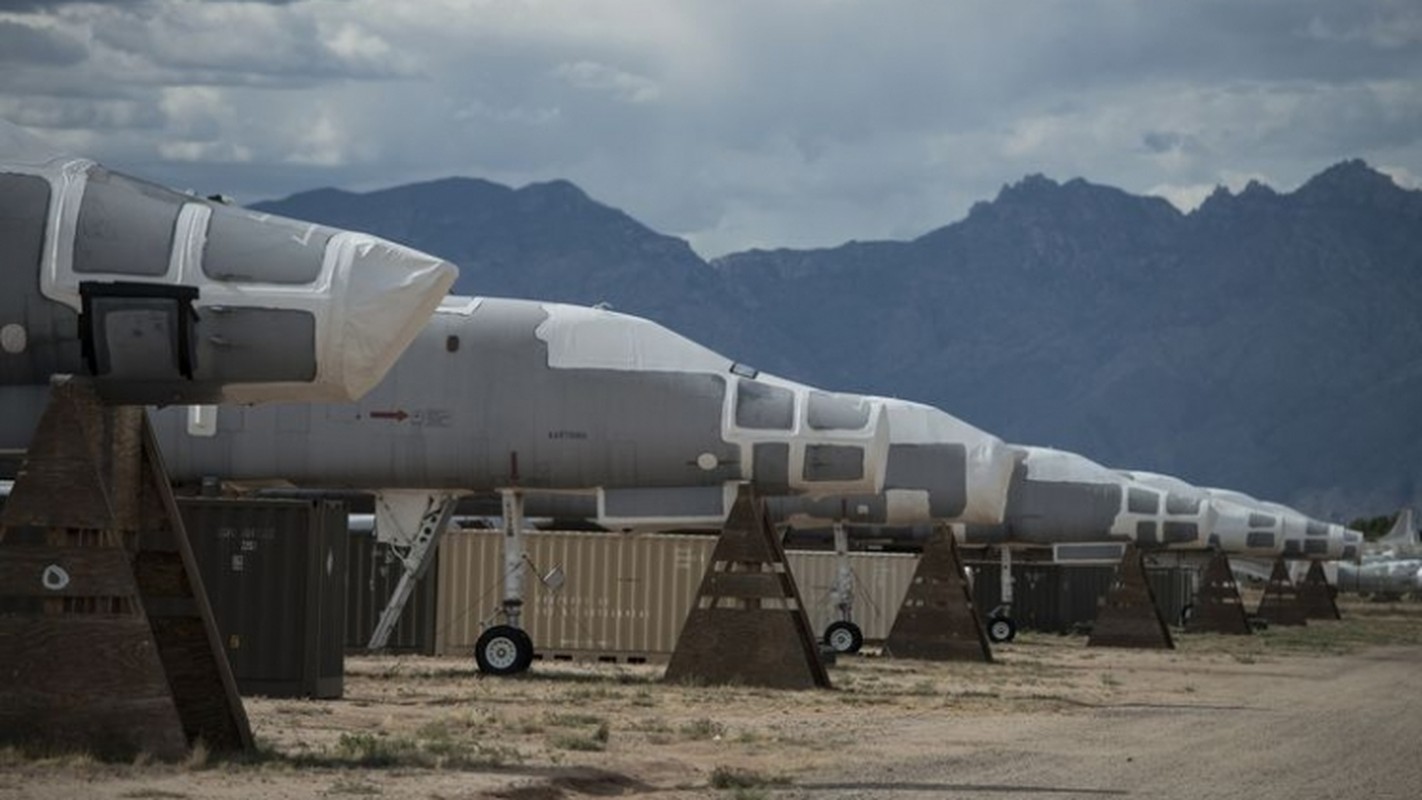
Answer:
[331,238,458,400]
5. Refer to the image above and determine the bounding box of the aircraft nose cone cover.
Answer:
[322,235,457,402]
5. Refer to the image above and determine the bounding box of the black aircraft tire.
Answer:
[475,625,533,676]
[512,627,536,673]
[987,615,1017,644]
[1179,603,1195,627]
[824,621,864,654]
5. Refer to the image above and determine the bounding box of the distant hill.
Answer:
[255,161,1422,521]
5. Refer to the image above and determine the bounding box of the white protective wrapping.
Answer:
[537,302,731,374]
[1020,445,1121,484]
[306,234,459,404]
[1020,447,1210,546]
[876,397,1017,524]
[2,119,457,404]
[1124,469,1271,555]
[538,300,891,495]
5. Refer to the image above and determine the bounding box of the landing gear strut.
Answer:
[475,488,535,675]
[986,546,1017,643]
[822,521,864,654]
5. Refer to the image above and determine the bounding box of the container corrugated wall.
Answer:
[346,531,439,654]
[181,498,347,698]
[968,562,1195,632]
[784,551,918,642]
[437,530,717,659]
[435,531,923,657]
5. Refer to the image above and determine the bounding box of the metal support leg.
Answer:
[998,544,1014,615]
[367,491,457,650]
[985,545,1017,643]
[501,488,526,629]
[473,489,536,675]
[831,520,854,623]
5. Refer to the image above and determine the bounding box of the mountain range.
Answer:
[254,160,1422,522]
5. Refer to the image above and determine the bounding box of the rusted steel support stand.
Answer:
[1184,551,1253,635]
[1088,543,1175,649]
[883,526,992,662]
[665,484,830,689]
[1256,558,1308,627]
[0,378,251,759]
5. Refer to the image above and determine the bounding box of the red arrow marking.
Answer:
[369,410,409,422]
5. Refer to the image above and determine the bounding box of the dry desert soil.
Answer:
[3,600,1421,800]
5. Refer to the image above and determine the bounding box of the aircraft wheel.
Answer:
[1179,603,1195,627]
[824,621,864,654]
[474,624,533,676]
[512,627,536,672]
[986,615,1016,644]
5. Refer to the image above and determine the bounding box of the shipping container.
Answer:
[435,530,925,658]
[437,530,716,660]
[783,550,918,642]
[968,562,1195,633]
[181,498,347,698]
[346,529,438,654]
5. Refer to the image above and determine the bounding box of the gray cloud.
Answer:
[0,19,84,65]
[1,1,1419,256]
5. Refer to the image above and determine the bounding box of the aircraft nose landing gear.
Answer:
[474,624,534,676]
[986,614,1017,644]
[474,487,536,676]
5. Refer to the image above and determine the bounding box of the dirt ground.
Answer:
[3,599,1421,800]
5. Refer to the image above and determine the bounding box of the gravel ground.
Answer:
[3,600,1419,800]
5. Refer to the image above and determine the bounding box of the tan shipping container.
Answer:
[436,529,921,660]
[436,530,716,659]
[784,550,918,642]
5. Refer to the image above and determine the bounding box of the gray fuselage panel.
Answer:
[154,299,741,491]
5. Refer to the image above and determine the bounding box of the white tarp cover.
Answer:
[2,120,456,404]
[536,302,731,374]
[877,397,1016,524]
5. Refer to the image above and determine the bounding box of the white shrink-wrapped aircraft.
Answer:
[9,296,923,673]
[1338,509,1421,597]
[0,120,457,406]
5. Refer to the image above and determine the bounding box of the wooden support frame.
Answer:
[883,526,992,662]
[0,378,251,759]
[665,484,830,689]
[1087,543,1175,649]
[1184,551,1253,635]
[1256,558,1308,627]
[1297,560,1342,621]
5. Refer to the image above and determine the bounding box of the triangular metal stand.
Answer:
[0,378,252,759]
[1297,560,1341,620]
[665,484,830,689]
[883,526,992,662]
[1185,551,1253,635]
[1256,558,1308,627]
[1088,543,1175,649]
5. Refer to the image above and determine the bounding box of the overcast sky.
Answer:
[2,0,1419,257]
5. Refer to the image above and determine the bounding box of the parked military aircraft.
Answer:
[781,446,1226,646]
[470,395,1020,655]
[1,119,457,406]
[1337,509,1421,597]
[1336,557,1422,597]
[487,397,1017,530]
[1,295,921,673]
[1367,508,1419,559]
[1200,488,1359,561]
